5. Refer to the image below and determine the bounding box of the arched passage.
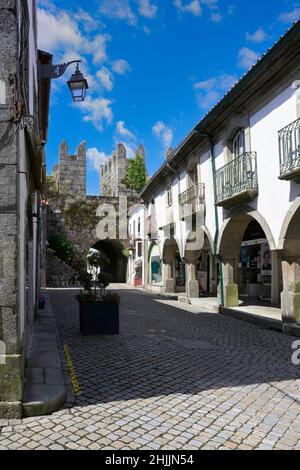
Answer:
[218,209,279,307]
[90,239,128,283]
[280,198,300,324]
[163,237,186,293]
[184,227,216,298]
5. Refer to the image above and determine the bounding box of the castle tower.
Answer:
[55,140,86,197]
[100,143,147,197]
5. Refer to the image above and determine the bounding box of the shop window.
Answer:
[150,245,162,285]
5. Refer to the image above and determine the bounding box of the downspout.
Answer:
[195,131,224,306]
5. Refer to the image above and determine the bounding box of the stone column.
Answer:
[221,257,239,307]
[164,261,175,293]
[185,253,199,299]
[281,257,300,325]
[271,250,280,305]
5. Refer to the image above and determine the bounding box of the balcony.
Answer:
[179,183,205,219]
[215,152,258,207]
[278,118,300,180]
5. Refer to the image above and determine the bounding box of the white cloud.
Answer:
[135,0,158,19]
[115,121,136,139]
[174,0,202,16]
[87,34,111,65]
[98,0,137,25]
[279,8,300,23]
[152,121,173,148]
[112,59,131,75]
[37,7,83,52]
[246,27,268,44]
[96,67,114,91]
[87,148,110,171]
[237,47,260,69]
[194,74,237,110]
[74,9,101,32]
[80,96,113,131]
[37,7,110,66]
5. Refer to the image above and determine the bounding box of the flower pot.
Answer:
[79,302,119,336]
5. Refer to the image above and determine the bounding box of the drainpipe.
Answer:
[195,130,224,307]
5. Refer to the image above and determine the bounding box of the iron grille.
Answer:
[215,152,258,204]
[178,183,205,218]
[278,118,300,176]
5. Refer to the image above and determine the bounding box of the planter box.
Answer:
[79,302,119,336]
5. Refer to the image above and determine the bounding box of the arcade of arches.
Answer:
[145,204,300,324]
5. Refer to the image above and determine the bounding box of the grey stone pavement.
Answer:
[0,284,300,450]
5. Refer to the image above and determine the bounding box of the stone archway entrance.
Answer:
[218,209,279,308]
[90,240,128,283]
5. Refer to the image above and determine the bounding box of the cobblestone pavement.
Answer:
[1,285,300,450]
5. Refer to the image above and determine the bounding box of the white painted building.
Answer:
[136,21,300,329]
[128,204,145,287]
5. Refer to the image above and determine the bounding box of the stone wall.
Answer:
[0,0,25,418]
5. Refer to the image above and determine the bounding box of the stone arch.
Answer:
[217,205,277,307]
[217,205,276,255]
[278,196,300,251]
[89,239,128,283]
[183,225,214,256]
[148,240,162,261]
[148,242,163,286]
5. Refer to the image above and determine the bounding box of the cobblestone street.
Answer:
[0,285,300,450]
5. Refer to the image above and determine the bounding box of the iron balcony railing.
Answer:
[215,152,258,204]
[179,183,205,219]
[278,118,300,177]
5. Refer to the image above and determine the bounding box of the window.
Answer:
[167,188,173,207]
[138,218,141,237]
[137,242,142,257]
[232,129,245,159]
[133,221,136,237]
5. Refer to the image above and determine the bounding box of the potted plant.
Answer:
[76,260,120,336]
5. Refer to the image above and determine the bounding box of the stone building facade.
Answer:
[53,140,86,197]
[100,143,145,197]
[0,0,51,418]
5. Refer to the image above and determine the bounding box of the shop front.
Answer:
[238,221,272,302]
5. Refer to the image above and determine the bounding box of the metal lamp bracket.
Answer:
[39,60,81,80]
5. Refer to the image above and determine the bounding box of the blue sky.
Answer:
[38,0,300,195]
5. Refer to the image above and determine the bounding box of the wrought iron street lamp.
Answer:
[67,63,89,102]
[39,59,89,102]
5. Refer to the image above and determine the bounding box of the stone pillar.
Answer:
[281,257,300,325]
[185,253,199,299]
[164,261,175,293]
[271,250,280,305]
[222,257,238,307]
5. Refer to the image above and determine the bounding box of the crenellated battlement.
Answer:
[100,143,145,197]
[52,140,87,197]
